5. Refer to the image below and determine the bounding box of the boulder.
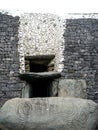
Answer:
[0,97,98,130]
[58,79,87,98]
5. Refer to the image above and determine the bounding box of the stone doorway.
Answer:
[29,79,52,98]
[25,55,55,72]
[20,55,61,98]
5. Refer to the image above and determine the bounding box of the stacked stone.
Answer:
[0,12,25,107]
[18,13,64,73]
[0,11,98,108]
[63,18,98,103]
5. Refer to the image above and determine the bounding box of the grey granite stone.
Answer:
[0,97,98,130]
[19,72,61,81]
[58,79,87,98]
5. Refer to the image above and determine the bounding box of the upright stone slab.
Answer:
[0,97,98,130]
[58,79,87,98]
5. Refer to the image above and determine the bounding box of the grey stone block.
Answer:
[0,97,98,130]
[58,79,87,98]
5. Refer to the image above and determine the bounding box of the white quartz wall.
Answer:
[18,13,64,72]
[18,13,98,73]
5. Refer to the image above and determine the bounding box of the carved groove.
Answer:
[17,101,32,118]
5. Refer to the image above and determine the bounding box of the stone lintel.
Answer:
[19,72,61,81]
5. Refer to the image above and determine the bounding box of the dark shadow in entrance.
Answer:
[29,79,52,98]
[20,55,61,98]
[30,62,47,72]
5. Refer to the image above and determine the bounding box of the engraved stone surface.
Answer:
[58,79,87,98]
[0,97,98,130]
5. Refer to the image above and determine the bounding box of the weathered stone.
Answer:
[19,13,64,73]
[1,12,98,130]
[58,79,87,98]
[19,72,61,81]
[1,12,98,107]
[0,97,98,130]
[63,18,98,102]
[0,12,22,107]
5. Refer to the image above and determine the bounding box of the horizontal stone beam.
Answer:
[19,72,61,81]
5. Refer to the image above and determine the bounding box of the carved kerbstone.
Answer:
[0,97,98,130]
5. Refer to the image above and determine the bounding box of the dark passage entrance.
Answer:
[30,62,47,72]
[21,55,60,98]
[26,55,55,97]
[20,72,61,98]
[29,79,52,98]
[25,55,55,72]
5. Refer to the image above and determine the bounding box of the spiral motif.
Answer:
[77,112,88,129]
[63,102,78,125]
[0,98,97,130]
[17,101,32,118]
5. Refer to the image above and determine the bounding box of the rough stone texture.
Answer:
[19,72,61,81]
[0,97,98,130]
[18,13,64,73]
[0,12,25,107]
[18,13,98,105]
[0,11,65,106]
[58,79,87,98]
[0,11,98,113]
[63,18,98,103]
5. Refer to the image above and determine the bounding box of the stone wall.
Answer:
[63,17,98,102]
[0,12,98,108]
[0,12,25,107]
[0,12,65,107]
[18,13,64,73]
